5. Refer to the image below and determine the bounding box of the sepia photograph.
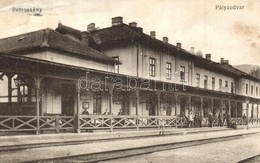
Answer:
[0,0,259,162]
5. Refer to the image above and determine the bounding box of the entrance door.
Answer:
[93,93,101,114]
[61,84,75,116]
[121,94,130,115]
[148,98,156,116]
[180,98,186,116]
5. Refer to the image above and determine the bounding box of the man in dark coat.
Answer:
[208,111,213,127]
[218,112,223,127]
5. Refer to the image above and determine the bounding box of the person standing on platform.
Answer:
[188,112,194,128]
[198,112,202,128]
[82,108,90,115]
[218,112,223,127]
[226,113,231,127]
[117,109,123,115]
[208,111,213,127]
[194,113,198,127]
[243,114,247,125]
[103,109,110,115]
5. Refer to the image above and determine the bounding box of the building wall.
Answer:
[239,78,260,98]
[192,67,236,93]
[24,50,115,73]
[101,45,137,76]
[101,43,260,100]
[140,46,190,85]
[102,44,192,86]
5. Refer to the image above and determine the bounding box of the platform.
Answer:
[0,126,259,162]
[0,126,250,147]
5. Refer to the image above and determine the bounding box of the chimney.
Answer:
[176,42,181,48]
[87,23,95,32]
[205,54,211,60]
[196,50,203,57]
[163,37,168,43]
[112,16,123,26]
[190,47,195,53]
[150,31,156,38]
[81,31,89,46]
[138,27,143,33]
[129,22,137,27]
[220,58,224,63]
[224,60,229,64]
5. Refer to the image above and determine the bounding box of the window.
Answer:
[196,74,200,87]
[180,66,185,82]
[219,79,222,91]
[112,56,119,73]
[149,57,156,77]
[0,74,34,103]
[256,87,258,97]
[231,82,234,94]
[246,84,248,95]
[225,81,228,90]
[166,62,172,79]
[204,76,208,89]
[251,85,254,96]
[212,77,215,90]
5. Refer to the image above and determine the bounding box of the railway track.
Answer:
[26,132,259,163]
[237,154,260,163]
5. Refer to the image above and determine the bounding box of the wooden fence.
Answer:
[0,115,259,134]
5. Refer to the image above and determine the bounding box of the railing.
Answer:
[229,117,260,125]
[0,116,37,131]
[0,116,75,132]
[230,118,243,125]
[80,115,188,131]
[39,116,75,132]
[0,115,259,133]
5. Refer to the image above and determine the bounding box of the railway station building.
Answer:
[0,16,259,133]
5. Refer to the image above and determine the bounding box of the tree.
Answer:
[250,66,260,78]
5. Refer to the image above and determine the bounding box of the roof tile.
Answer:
[0,28,119,64]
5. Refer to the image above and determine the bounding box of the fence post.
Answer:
[75,81,81,133]
[55,115,60,133]
[74,114,81,133]
[110,116,113,132]
[257,104,259,124]
[175,117,178,128]
[12,117,15,131]
[34,76,42,135]
[136,116,139,131]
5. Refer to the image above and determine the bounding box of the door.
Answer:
[61,84,75,116]
[93,93,101,114]
[148,98,156,116]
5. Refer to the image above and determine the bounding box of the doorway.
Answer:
[61,84,75,116]
[147,98,156,116]
[93,92,101,114]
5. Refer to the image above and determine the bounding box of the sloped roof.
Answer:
[194,56,260,81]
[90,24,142,44]
[0,28,119,64]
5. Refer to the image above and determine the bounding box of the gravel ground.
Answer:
[100,134,260,163]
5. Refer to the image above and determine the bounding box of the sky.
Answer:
[0,0,259,66]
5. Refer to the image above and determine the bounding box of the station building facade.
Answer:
[0,16,259,133]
